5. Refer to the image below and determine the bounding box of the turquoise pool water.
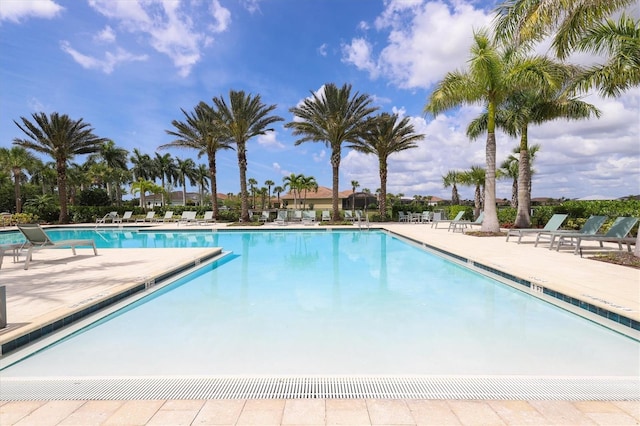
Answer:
[1,229,638,377]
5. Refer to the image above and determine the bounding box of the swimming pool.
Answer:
[1,229,638,380]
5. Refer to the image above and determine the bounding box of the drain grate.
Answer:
[1,376,638,401]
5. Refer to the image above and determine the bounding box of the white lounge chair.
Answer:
[96,211,118,224]
[198,211,215,224]
[137,211,156,222]
[118,211,134,222]
[506,214,568,244]
[177,211,197,225]
[158,211,175,222]
[302,210,316,225]
[259,211,270,222]
[18,223,97,270]
[274,210,288,226]
[344,211,355,222]
[321,210,331,222]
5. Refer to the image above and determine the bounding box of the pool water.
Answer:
[1,229,638,377]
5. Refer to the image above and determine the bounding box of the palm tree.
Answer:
[88,140,129,203]
[153,153,177,206]
[350,180,360,212]
[273,185,284,208]
[283,173,303,209]
[0,146,38,213]
[248,177,258,210]
[348,113,425,220]
[264,179,274,208]
[299,175,318,210]
[286,83,378,221]
[194,164,210,207]
[466,66,600,227]
[29,159,56,195]
[442,170,463,205]
[162,101,233,218]
[460,166,486,219]
[13,112,107,223]
[213,90,283,222]
[175,157,197,206]
[130,148,153,181]
[131,179,164,211]
[499,154,520,208]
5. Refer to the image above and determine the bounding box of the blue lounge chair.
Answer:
[535,215,607,249]
[557,217,639,254]
[506,214,568,244]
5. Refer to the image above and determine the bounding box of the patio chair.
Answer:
[397,211,409,222]
[557,216,639,254]
[419,211,432,223]
[198,211,215,224]
[432,211,465,229]
[274,210,288,226]
[259,211,270,222]
[96,211,118,224]
[292,210,303,222]
[321,210,331,222]
[302,210,316,225]
[158,211,175,222]
[17,223,97,270]
[177,211,197,225]
[449,212,484,232]
[117,211,134,222]
[345,210,355,222]
[506,214,568,244]
[136,211,156,222]
[535,215,607,249]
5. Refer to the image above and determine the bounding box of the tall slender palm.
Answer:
[0,146,38,213]
[213,90,283,222]
[299,175,318,210]
[175,157,197,206]
[460,166,486,219]
[130,148,153,181]
[286,83,378,221]
[248,177,258,210]
[350,180,360,212]
[273,185,284,208]
[499,154,520,208]
[131,179,164,211]
[348,113,424,220]
[467,68,600,227]
[88,140,129,203]
[162,102,233,218]
[442,170,463,205]
[194,164,210,207]
[30,159,56,195]
[264,179,274,208]
[153,153,177,206]
[13,112,107,223]
[283,173,303,209]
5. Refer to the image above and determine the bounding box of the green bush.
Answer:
[497,207,516,226]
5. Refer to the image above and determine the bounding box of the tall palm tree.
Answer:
[460,166,486,219]
[29,159,56,195]
[0,146,38,213]
[264,179,274,208]
[442,170,463,205]
[283,173,303,209]
[273,185,284,208]
[153,152,177,206]
[467,67,600,227]
[299,175,318,210]
[13,112,107,223]
[131,179,164,211]
[162,102,233,218]
[350,180,360,212]
[194,164,210,207]
[286,83,378,221]
[88,140,129,203]
[499,154,520,208]
[175,157,197,206]
[348,113,424,220]
[212,90,283,222]
[130,148,153,181]
[248,177,258,210]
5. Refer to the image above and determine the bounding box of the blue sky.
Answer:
[1,0,638,201]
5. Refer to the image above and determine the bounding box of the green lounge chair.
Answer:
[18,223,98,270]
[557,217,639,254]
[506,214,568,244]
[535,215,607,250]
[449,212,484,232]
[432,210,465,229]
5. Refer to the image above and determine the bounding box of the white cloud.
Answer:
[341,38,378,78]
[95,25,116,43]
[86,0,231,77]
[0,0,63,23]
[257,131,284,148]
[317,43,328,57]
[60,41,148,74]
[241,0,262,14]
[313,150,326,163]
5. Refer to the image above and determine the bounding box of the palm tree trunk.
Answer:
[12,170,22,213]
[238,147,249,222]
[208,155,219,219]
[515,128,532,228]
[379,160,388,220]
[511,179,518,208]
[56,161,69,224]
[481,131,500,232]
[452,184,460,206]
[182,179,187,206]
[331,149,340,221]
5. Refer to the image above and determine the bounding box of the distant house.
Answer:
[144,192,227,207]
[280,186,352,210]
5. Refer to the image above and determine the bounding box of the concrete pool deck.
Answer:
[0,221,638,425]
